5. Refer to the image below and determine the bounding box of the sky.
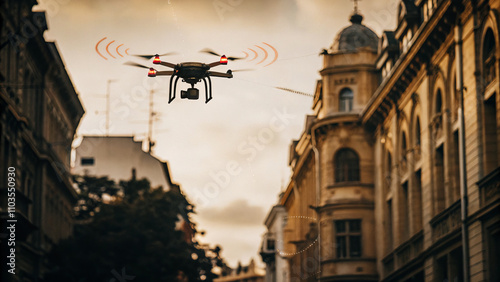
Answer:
[36,0,398,268]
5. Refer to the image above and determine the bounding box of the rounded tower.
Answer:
[313,8,379,282]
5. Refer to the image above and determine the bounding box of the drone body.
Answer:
[127,51,239,103]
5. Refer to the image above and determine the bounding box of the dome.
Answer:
[330,13,379,52]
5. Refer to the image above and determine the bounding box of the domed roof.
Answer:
[331,13,379,52]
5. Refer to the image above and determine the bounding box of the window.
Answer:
[435,90,443,114]
[414,170,423,232]
[339,88,353,112]
[415,118,421,146]
[401,131,408,171]
[334,148,360,182]
[483,28,496,86]
[386,200,393,252]
[266,238,275,251]
[483,94,498,174]
[434,145,445,213]
[335,220,362,258]
[385,152,392,193]
[81,157,95,166]
[401,182,409,240]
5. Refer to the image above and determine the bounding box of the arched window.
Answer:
[339,88,354,112]
[482,28,498,174]
[483,28,496,86]
[335,148,360,182]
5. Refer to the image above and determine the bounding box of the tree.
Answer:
[72,175,119,221]
[46,175,223,281]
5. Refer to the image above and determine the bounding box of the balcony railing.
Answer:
[430,201,461,242]
[382,231,423,278]
[478,167,500,208]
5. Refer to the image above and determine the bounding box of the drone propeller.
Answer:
[131,52,177,60]
[124,61,151,69]
[200,48,244,61]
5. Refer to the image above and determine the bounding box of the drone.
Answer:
[125,50,245,103]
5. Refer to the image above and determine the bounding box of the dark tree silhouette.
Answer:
[46,175,224,281]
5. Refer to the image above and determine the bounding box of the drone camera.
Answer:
[220,55,228,65]
[148,68,157,77]
[181,88,199,100]
[153,55,161,64]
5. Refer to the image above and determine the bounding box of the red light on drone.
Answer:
[148,68,157,77]
[153,55,161,64]
[220,55,228,65]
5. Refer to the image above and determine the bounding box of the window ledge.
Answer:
[327,182,374,189]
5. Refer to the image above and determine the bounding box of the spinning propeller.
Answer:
[200,48,245,61]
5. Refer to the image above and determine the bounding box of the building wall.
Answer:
[276,0,500,281]
[0,0,84,280]
[73,136,171,190]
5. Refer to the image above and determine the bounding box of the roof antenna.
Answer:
[349,0,363,24]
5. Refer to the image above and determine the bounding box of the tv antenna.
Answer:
[105,79,118,136]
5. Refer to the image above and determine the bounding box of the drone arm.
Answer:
[208,71,233,78]
[159,61,177,69]
[156,71,174,76]
[208,61,222,68]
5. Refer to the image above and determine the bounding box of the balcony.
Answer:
[382,231,423,278]
[478,167,500,208]
[430,200,461,242]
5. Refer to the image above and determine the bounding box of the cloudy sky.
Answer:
[36,0,398,268]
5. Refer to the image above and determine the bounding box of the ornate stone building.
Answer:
[272,0,500,281]
[0,0,84,280]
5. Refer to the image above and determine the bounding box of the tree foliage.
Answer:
[46,175,223,281]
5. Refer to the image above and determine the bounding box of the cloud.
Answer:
[198,199,266,226]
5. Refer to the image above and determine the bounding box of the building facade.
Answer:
[260,203,289,282]
[73,136,174,191]
[72,135,195,242]
[214,259,265,282]
[0,0,85,280]
[273,0,500,281]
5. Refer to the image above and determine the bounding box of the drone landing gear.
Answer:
[168,74,213,104]
[202,76,212,103]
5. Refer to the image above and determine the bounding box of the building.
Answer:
[273,0,500,281]
[73,135,173,191]
[72,135,195,242]
[215,259,265,282]
[260,202,288,282]
[0,0,85,280]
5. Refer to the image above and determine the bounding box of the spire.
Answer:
[352,0,360,14]
[350,0,364,24]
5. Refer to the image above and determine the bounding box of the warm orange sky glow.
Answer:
[35,0,398,267]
